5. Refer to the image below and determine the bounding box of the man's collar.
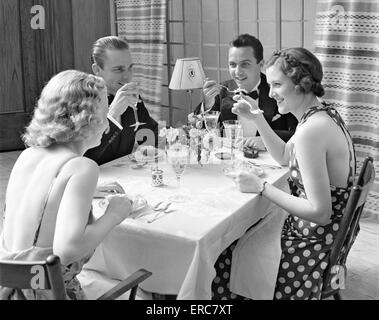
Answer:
[251,78,261,93]
[233,78,261,94]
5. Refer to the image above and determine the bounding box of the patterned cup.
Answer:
[151,167,164,187]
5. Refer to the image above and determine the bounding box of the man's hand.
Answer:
[108,82,141,120]
[202,78,221,110]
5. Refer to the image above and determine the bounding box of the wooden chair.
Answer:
[321,156,375,300]
[0,254,152,300]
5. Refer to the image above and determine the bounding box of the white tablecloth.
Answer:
[79,151,289,299]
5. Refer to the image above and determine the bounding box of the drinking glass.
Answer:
[203,111,220,154]
[223,120,243,160]
[203,111,220,133]
[166,142,190,202]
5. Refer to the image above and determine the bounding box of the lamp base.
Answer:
[186,89,193,114]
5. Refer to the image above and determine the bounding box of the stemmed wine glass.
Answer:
[203,111,220,133]
[223,120,243,160]
[125,85,145,131]
[166,142,190,202]
[203,111,220,153]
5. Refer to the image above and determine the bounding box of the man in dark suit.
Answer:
[194,34,297,143]
[84,36,158,165]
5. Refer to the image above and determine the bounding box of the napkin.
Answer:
[230,205,287,299]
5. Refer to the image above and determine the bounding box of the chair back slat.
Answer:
[0,260,51,289]
[322,156,375,295]
[1,254,152,300]
[0,255,67,300]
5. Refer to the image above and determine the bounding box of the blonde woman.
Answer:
[0,70,133,300]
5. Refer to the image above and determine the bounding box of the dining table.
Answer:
[79,146,290,300]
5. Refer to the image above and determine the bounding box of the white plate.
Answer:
[223,163,265,178]
[98,194,148,213]
[247,165,265,177]
[134,147,165,163]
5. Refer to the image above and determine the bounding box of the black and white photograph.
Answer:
[0,0,378,308]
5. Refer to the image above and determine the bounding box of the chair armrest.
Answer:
[97,269,152,300]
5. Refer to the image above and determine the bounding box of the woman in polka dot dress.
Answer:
[212,47,356,300]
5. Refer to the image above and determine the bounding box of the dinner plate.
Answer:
[98,194,148,213]
[214,151,232,160]
[247,165,265,177]
[134,147,165,163]
[223,163,265,177]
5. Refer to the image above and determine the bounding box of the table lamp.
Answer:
[169,57,206,114]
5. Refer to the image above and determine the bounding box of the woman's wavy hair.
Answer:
[23,70,107,148]
[265,47,325,97]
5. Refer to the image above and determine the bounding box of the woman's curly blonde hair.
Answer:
[23,70,107,147]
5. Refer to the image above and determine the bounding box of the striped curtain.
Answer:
[116,0,166,120]
[314,0,379,219]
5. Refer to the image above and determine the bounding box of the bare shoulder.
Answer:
[296,112,336,144]
[61,157,99,179]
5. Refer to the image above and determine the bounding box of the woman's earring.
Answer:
[294,85,303,93]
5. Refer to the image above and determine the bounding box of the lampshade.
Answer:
[169,57,206,90]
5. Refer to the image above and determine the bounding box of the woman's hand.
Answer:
[230,171,265,193]
[243,136,266,151]
[94,181,125,198]
[105,194,133,224]
[232,94,263,120]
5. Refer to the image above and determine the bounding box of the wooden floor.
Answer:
[0,150,378,300]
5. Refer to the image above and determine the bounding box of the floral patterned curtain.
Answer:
[314,0,379,218]
[115,0,166,120]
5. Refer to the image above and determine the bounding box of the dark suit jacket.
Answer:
[194,73,298,142]
[84,95,158,165]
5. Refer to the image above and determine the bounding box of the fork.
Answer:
[147,202,172,223]
[148,207,174,223]
[247,160,283,169]
[217,83,248,95]
[132,200,163,219]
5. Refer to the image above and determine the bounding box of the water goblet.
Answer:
[223,120,243,160]
[166,142,190,202]
[203,111,220,133]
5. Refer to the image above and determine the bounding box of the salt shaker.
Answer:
[151,167,164,187]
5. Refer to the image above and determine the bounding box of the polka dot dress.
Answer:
[274,104,356,300]
[211,104,356,300]
[212,240,250,300]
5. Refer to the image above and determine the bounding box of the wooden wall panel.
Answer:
[0,0,111,151]
[0,0,24,113]
[33,0,75,94]
[72,0,111,73]
[19,0,40,113]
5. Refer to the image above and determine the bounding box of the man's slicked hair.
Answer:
[91,36,129,69]
[229,34,264,63]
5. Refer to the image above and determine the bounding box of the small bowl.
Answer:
[243,146,259,159]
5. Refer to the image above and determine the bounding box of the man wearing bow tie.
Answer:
[194,34,298,142]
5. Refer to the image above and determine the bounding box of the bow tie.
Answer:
[247,90,259,100]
